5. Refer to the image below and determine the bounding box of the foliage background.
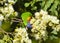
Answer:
[13,0,60,43]
[0,0,60,43]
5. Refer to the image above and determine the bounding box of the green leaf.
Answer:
[41,0,46,8]
[3,35,8,40]
[50,35,58,40]
[3,35,12,43]
[1,21,12,32]
[0,40,4,43]
[51,30,58,35]
[24,3,30,7]
[35,0,40,2]
[50,0,59,11]
[43,0,54,10]
[30,0,36,7]
[45,38,60,43]
[21,12,32,26]
[49,0,59,16]
[14,0,17,2]
[32,38,39,43]
[31,6,37,10]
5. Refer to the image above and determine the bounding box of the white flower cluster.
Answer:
[30,10,60,40]
[0,0,6,4]
[0,0,18,21]
[0,14,4,21]
[8,0,16,4]
[13,27,32,43]
[0,0,16,4]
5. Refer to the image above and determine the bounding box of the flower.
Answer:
[30,17,36,24]
[35,12,40,19]
[49,22,53,26]
[8,0,16,4]
[0,0,6,4]
[39,10,48,15]
[50,16,59,24]
[0,0,18,21]
[13,27,32,43]
[52,24,60,31]
[56,24,60,31]
[0,14,4,21]
[29,9,60,41]
[34,34,40,40]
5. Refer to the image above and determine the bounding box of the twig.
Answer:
[11,18,22,23]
